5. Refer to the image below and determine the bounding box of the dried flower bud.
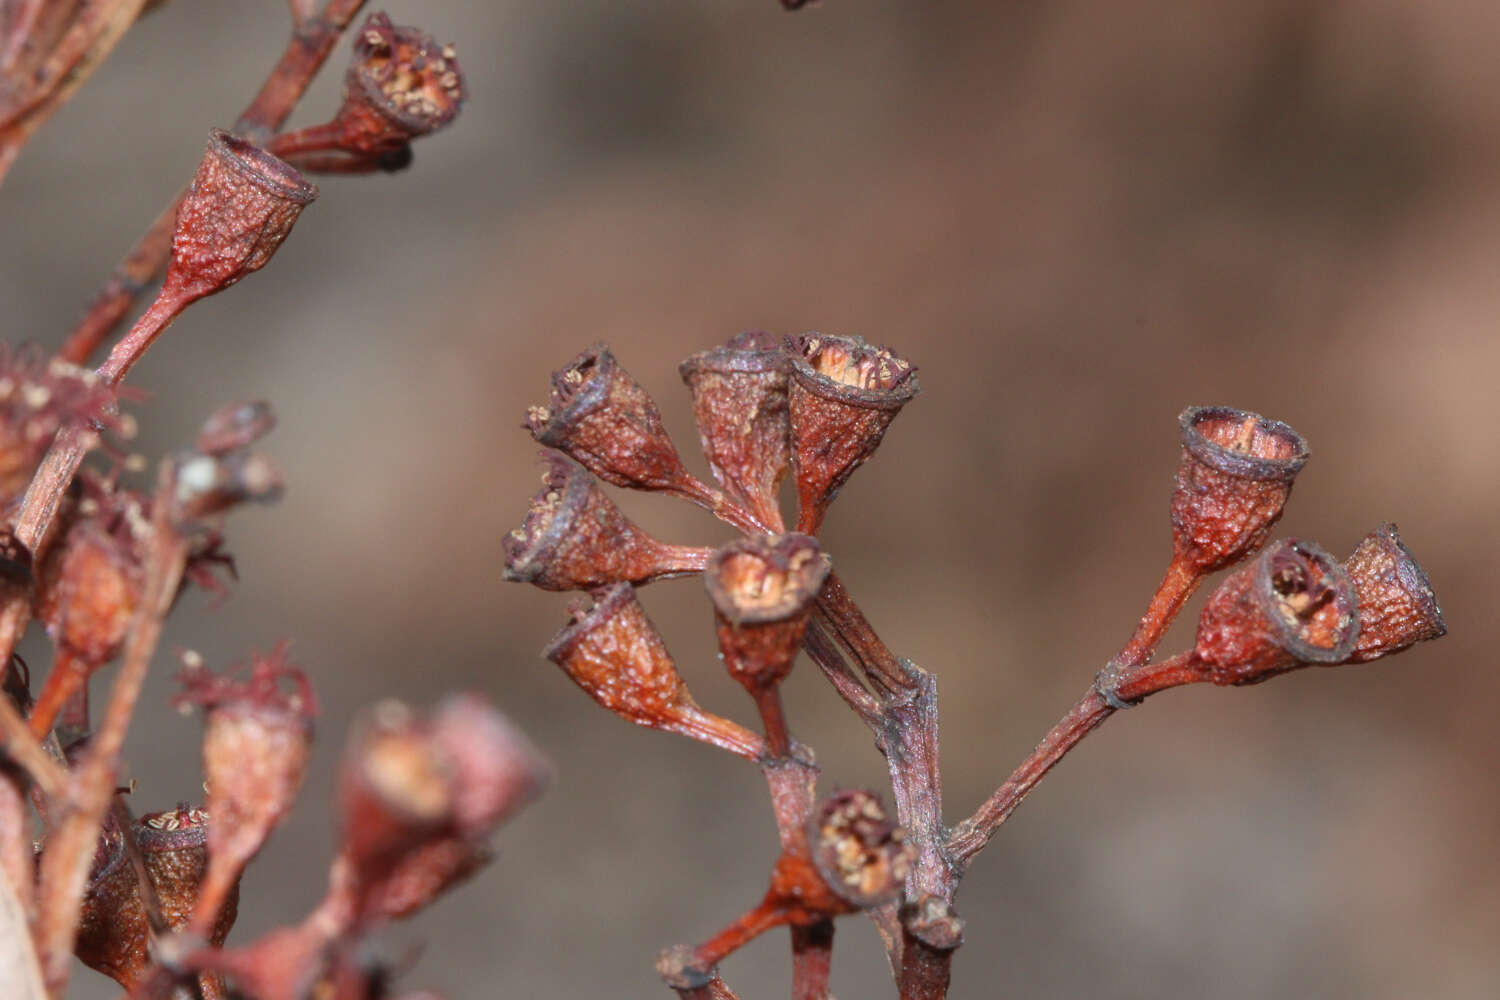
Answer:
[196,400,276,457]
[705,533,829,691]
[338,700,456,888]
[1193,538,1359,685]
[172,449,284,524]
[175,645,316,924]
[31,519,144,734]
[527,345,695,493]
[503,453,709,590]
[679,332,791,530]
[340,14,466,153]
[36,520,141,664]
[1171,407,1308,573]
[337,696,546,923]
[1342,524,1446,663]
[163,129,317,303]
[545,583,763,759]
[785,333,918,534]
[428,694,549,837]
[75,807,235,996]
[805,789,912,910]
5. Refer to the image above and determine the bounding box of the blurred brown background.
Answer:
[2,1,1497,997]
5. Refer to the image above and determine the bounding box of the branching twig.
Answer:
[34,461,188,996]
[58,0,368,366]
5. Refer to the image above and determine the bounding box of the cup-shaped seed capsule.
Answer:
[1193,538,1359,685]
[679,332,791,530]
[1342,524,1446,663]
[545,583,764,759]
[704,533,829,691]
[785,333,918,534]
[1171,406,1308,573]
[527,345,694,493]
[503,453,708,590]
[75,807,235,996]
[807,789,913,910]
[340,13,466,153]
[165,129,317,303]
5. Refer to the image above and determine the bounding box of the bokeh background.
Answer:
[2,1,1497,997]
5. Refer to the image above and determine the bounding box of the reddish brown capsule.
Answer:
[337,700,456,892]
[1342,524,1446,663]
[75,806,235,996]
[503,453,710,591]
[1171,407,1308,573]
[266,15,467,171]
[785,333,918,534]
[527,345,694,494]
[704,533,828,692]
[164,129,318,303]
[1193,538,1359,685]
[340,14,465,154]
[35,520,141,665]
[679,332,791,530]
[805,789,912,911]
[545,583,764,759]
[428,694,549,838]
[337,695,546,923]
[175,645,316,929]
[31,520,144,735]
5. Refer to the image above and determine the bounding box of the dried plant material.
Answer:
[784,332,918,534]
[1342,523,1447,663]
[503,452,709,590]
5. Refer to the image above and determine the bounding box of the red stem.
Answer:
[815,572,909,696]
[34,461,189,995]
[752,684,792,760]
[27,647,86,738]
[1113,556,1202,668]
[946,650,1202,865]
[791,920,834,1000]
[691,898,792,969]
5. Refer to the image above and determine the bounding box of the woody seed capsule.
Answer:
[785,333,918,534]
[679,331,791,530]
[1193,538,1359,685]
[1171,406,1308,572]
[340,13,466,155]
[545,583,764,759]
[1342,524,1446,663]
[705,533,829,692]
[504,452,710,590]
[806,789,912,910]
[528,345,696,493]
[165,130,318,303]
[75,807,236,997]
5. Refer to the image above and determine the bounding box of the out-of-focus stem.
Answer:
[802,623,881,729]
[791,920,834,1000]
[34,462,187,996]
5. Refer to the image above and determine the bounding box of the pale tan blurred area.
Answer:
[2,0,1497,997]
